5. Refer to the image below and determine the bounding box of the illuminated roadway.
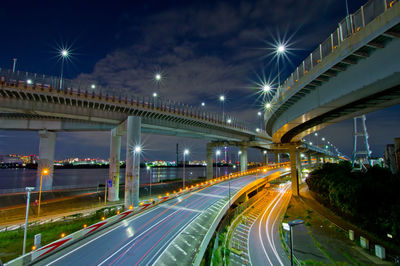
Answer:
[35,168,283,266]
[248,183,292,266]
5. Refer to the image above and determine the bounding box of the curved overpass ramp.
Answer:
[266,0,400,143]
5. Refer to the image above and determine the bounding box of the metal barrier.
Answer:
[0,69,267,135]
[272,0,399,108]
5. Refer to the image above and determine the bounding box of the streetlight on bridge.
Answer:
[23,187,35,255]
[59,49,69,89]
[183,149,189,190]
[219,95,225,121]
[276,44,286,88]
[38,168,49,217]
[216,150,221,177]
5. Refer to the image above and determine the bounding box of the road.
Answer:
[248,183,292,266]
[35,168,282,266]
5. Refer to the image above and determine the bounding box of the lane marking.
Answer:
[159,204,203,213]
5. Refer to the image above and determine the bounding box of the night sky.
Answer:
[0,0,399,161]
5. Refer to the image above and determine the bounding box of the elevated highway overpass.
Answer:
[264,0,400,194]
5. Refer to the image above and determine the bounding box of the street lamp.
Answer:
[238,150,242,171]
[219,95,225,121]
[286,219,304,266]
[38,168,49,217]
[257,111,263,129]
[23,187,35,255]
[59,49,69,89]
[146,166,152,197]
[216,150,221,177]
[201,102,205,107]
[183,149,189,190]
[265,103,271,109]
[133,145,141,206]
[276,44,286,87]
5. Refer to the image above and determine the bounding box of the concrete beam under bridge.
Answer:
[108,127,122,202]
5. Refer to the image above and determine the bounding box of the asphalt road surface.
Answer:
[248,183,292,266]
[35,169,282,266]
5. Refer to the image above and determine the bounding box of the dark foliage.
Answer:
[306,162,400,244]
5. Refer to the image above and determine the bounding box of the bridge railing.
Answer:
[269,0,398,110]
[0,68,268,136]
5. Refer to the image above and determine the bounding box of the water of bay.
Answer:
[0,166,235,192]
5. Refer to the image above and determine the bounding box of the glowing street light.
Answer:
[91,84,96,89]
[265,103,271,109]
[59,49,69,89]
[262,84,271,93]
[219,95,225,121]
[276,44,286,88]
[146,165,152,197]
[37,168,49,217]
[153,92,158,97]
[201,102,205,107]
[27,79,32,85]
[183,149,189,189]
[155,73,162,81]
[227,119,232,124]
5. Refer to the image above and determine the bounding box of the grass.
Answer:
[0,208,119,263]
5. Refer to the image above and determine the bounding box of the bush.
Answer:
[306,163,400,245]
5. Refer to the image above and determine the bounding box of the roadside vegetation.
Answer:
[306,161,400,246]
[0,207,119,263]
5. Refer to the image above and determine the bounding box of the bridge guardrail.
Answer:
[0,70,268,137]
[269,0,399,110]
[4,163,288,266]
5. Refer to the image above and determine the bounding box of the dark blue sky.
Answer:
[1,0,399,161]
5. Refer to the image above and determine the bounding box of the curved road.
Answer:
[34,169,282,266]
[249,183,292,266]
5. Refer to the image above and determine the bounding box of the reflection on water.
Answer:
[0,166,235,189]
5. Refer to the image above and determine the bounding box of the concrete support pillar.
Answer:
[108,128,121,202]
[124,116,141,209]
[240,145,248,172]
[296,151,302,184]
[289,145,299,196]
[307,153,312,168]
[206,143,214,179]
[274,151,280,164]
[316,155,321,164]
[36,130,56,191]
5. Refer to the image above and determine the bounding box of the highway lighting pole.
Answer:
[147,166,152,197]
[257,111,262,129]
[276,44,286,88]
[38,169,49,217]
[59,49,69,89]
[219,95,225,122]
[23,187,35,255]
[12,58,17,73]
[133,145,141,206]
[216,150,221,177]
[288,219,304,266]
[183,149,189,189]
[238,151,242,172]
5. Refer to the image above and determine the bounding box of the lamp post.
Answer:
[238,150,242,172]
[23,187,35,255]
[183,149,189,189]
[133,145,141,206]
[59,49,69,89]
[12,58,17,73]
[38,168,49,217]
[219,95,225,121]
[257,111,263,129]
[147,166,152,197]
[288,219,304,266]
[276,44,286,88]
[216,150,221,177]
